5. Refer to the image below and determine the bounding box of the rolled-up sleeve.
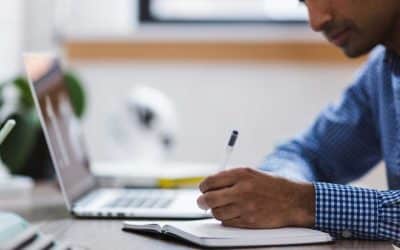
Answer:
[259,48,384,184]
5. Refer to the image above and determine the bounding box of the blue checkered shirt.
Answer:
[260,46,400,243]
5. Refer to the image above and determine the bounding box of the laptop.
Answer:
[23,53,210,219]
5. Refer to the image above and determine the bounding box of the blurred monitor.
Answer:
[140,0,308,23]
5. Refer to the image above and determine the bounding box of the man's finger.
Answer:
[197,194,209,210]
[221,217,247,228]
[199,169,240,193]
[212,203,241,221]
[197,186,236,210]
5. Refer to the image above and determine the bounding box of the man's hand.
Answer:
[197,167,315,229]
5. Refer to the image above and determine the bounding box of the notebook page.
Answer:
[164,219,331,240]
[124,219,333,247]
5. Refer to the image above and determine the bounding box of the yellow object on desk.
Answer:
[92,161,219,188]
[157,176,205,189]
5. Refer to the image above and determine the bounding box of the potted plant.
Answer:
[0,72,86,180]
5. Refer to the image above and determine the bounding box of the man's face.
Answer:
[303,0,400,58]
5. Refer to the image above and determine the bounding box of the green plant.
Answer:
[0,71,86,179]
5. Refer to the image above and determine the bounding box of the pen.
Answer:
[220,130,239,170]
[0,119,16,145]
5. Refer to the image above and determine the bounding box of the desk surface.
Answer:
[0,182,394,250]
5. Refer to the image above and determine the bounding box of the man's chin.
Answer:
[342,49,364,58]
[340,44,376,58]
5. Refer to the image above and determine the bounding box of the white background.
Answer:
[0,0,23,80]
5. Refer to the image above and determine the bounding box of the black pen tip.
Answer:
[228,130,239,146]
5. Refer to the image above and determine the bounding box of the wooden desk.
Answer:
[0,182,394,250]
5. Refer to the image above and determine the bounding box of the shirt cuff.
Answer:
[314,182,379,240]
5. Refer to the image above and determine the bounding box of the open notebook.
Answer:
[123,219,333,248]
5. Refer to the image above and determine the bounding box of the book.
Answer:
[0,212,72,250]
[123,219,334,248]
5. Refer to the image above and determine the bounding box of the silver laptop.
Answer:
[24,53,210,219]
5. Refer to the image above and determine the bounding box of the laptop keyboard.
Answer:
[103,190,176,209]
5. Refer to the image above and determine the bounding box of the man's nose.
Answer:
[306,1,333,32]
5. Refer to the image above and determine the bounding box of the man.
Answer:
[197,0,400,243]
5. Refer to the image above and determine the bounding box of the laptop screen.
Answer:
[24,54,96,209]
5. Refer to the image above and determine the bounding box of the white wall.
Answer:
[0,0,23,80]
[23,0,57,51]
[73,61,387,190]
[62,0,137,36]
[23,0,137,51]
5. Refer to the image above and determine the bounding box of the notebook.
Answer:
[123,219,334,248]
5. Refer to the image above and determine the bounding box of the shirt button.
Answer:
[342,230,352,239]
